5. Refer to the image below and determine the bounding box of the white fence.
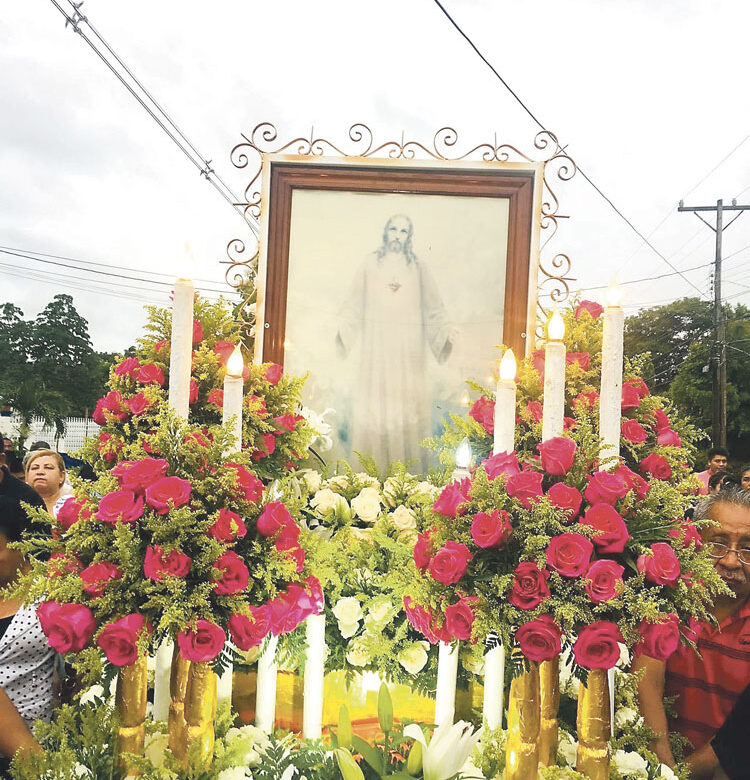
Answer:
[0,413,100,453]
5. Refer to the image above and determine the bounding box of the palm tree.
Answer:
[1,379,70,451]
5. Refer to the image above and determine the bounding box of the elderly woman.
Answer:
[25,450,68,517]
[0,496,54,770]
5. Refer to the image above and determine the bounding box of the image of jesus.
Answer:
[336,214,453,472]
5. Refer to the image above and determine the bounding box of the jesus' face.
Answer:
[385,216,411,254]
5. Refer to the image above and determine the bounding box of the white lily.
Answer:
[403,721,482,780]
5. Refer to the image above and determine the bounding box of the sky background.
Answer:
[2,0,750,353]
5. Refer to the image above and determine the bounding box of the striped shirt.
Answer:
[665,600,750,750]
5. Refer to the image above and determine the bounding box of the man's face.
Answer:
[708,453,728,474]
[703,502,750,603]
[385,217,410,254]
[742,470,750,490]
[2,438,11,453]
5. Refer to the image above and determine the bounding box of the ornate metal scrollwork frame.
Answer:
[223,123,576,339]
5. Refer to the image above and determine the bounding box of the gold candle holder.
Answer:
[184,661,217,766]
[576,668,611,780]
[167,647,191,761]
[539,656,560,766]
[114,654,148,774]
[504,662,540,780]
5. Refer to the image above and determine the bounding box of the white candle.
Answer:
[434,640,459,727]
[152,639,173,722]
[542,311,566,442]
[167,278,195,419]
[451,438,472,482]
[493,349,517,454]
[302,612,326,739]
[599,284,624,466]
[482,641,505,730]
[255,635,279,733]
[217,664,233,710]
[222,345,244,453]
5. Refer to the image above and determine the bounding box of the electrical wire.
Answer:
[431,0,711,300]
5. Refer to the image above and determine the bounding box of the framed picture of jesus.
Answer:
[254,155,544,474]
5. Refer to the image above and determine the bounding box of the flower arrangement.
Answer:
[405,302,726,672]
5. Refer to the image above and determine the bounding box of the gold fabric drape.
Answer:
[504,662,540,780]
[576,668,611,780]
[114,655,148,774]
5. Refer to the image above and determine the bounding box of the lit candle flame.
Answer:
[499,349,517,381]
[180,241,197,282]
[455,438,472,469]
[226,345,244,378]
[547,310,566,341]
[605,279,623,307]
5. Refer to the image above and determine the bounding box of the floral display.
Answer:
[405,302,726,671]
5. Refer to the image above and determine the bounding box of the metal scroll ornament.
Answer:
[223,123,577,337]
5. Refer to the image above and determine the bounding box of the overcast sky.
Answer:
[2,0,750,353]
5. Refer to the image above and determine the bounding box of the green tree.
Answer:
[2,378,70,450]
[624,297,712,392]
[0,302,33,398]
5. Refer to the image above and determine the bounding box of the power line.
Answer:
[431,0,709,300]
[48,0,258,236]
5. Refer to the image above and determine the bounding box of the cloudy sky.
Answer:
[2,0,750,353]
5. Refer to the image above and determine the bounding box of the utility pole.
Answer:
[678,198,750,447]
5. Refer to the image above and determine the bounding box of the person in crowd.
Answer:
[741,465,750,491]
[0,496,53,772]
[0,452,43,519]
[633,487,750,779]
[24,450,68,517]
[708,471,740,494]
[5,455,24,483]
[697,447,730,495]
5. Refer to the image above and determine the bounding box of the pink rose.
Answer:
[538,437,577,476]
[634,615,680,661]
[214,340,234,364]
[469,396,495,434]
[404,597,449,645]
[526,401,543,423]
[573,621,624,669]
[154,339,168,354]
[653,408,671,433]
[483,451,521,480]
[580,503,630,553]
[116,458,170,494]
[532,349,545,379]
[267,586,311,636]
[584,471,629,506]
[56,498,91,532]
[566,351,591,371]
[256,501,294,537]
[614,463,651,500]
[213,550,250,595]
[177,620,226,662]
[621,384,641,410]
[546,483,582,519]
[516,614,562,662]
[208,508,247,542]
[127,393,151,416]
[627,377,650,398]
[509,562,551,610]
[573,391,599,409]
[584,559,624,603]
[427,540,473,585]
[668,522,702,548]
[192,319,203,344]
[305,577,324,615]
[575,300,604,320]
[640,453,672,481]
[96,490,144,525]
[92,391,129,425]
[621,419,648,444]
[189,378,199,405]
[145,476,192,514]
[265,363,283,385]
[563,416,577,431]
[657,428,682,448]
[506,471,544,508]
[228,606,270,650]
[135,363,165,387]
[471,509,512,549]
[273,414,299,434]
[143,545,191,581]
[207,388,224,408]
[546,533,593,577]
[637,542,680,587]
[37,601,97,654]
[413,530,434,573]
[444,598,476,641]
[114,357,140,378]
[96,614,150,667]
[80,562,122,596]
[252,432,276,461]
[433,478,471,517]
[225,463,264,504]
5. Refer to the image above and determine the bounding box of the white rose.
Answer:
[414,480,439,502]
[338,620,360,638]
[558,736,577,767]
[391,504,417,531]
[332,596,363,625]
[382,477,400,508]
[327,475,350,491]
[300,469,322,493]
[615,707,641,729]
[397,529,418,546]
[216,768,249,780]
[617,642,630,669]
[657,764,679,780]
[79,684,105,705]
[74,764,91,778]
[613,749,648,776]
[144,732,169,769]
[346,638,371,667]
[350,526,374,542]
[355,473,380,489]
[311,488,349,518]
[365,598,393,630]
[351,487,382,524]
[398,641,429,674]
